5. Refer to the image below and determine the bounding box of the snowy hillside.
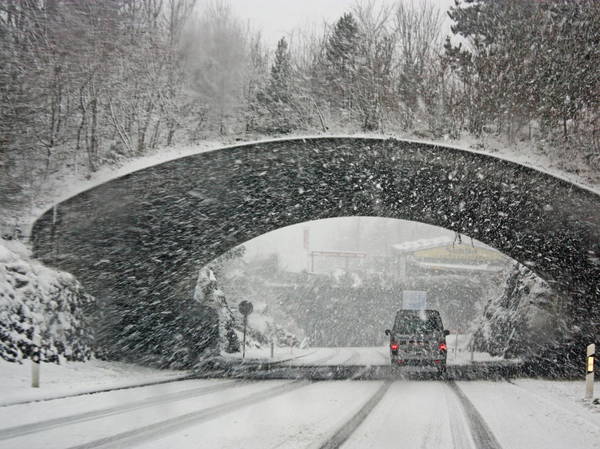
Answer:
[192,266,301,362]
[0,238,94,363]
[472,263,566,360]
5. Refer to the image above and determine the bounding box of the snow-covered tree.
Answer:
[253,37,302,133]
[0,240,94,363]
[322,13,361,115]
[472,263,567,359]
[193,267,240,357]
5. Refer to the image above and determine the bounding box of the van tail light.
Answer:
[438,342,447,351]
[390,343,399,351]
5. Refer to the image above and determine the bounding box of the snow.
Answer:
[223,345,315,363]
[0,239,94,363]
[0,378,231,430]
[456,380,600,449]
[343,381,465,449]
[414,260,504,272]
[0,358,190,406]
[0,344,595,449]
[0,379,290,449]
[511,379,600,416]
[140,381,384,449]
[2,374,598,449]
[226,345,511,367]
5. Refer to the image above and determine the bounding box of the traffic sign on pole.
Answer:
[238,301,253,359]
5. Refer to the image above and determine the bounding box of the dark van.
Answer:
[385,309,450,376]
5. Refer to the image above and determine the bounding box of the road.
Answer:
[235,341,505,367]
[1,351,599,449]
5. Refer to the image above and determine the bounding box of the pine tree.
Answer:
[322,13,361,113]
[445,0,600,142]
[254,37,299,133]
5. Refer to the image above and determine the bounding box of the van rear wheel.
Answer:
[436,363,447,379]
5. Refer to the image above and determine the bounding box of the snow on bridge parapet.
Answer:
[17,134,600,238]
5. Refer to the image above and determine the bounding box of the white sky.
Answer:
[243,217,455,272]
[222,0,456,48]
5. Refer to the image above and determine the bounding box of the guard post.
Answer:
[31,333,41,388]
[586,343,595,400]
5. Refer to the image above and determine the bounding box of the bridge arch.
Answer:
[31,137,600,353]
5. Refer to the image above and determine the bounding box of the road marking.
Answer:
[62,380,310,449]
[0,380,240,440]
[316,380,392,449]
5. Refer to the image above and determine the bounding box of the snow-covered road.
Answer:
[239,343,507,367]
[1,375,598,449]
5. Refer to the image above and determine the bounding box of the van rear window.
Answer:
[393,311,443,334]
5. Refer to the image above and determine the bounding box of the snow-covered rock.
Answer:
[472,263,566,359]
[0,238,94,363]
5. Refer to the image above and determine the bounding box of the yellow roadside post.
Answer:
[586,343,595,400]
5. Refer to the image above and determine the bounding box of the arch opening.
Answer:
[204,217,567,371]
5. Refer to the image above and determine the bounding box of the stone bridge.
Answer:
[31,137,600,358]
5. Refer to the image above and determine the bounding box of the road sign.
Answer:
[402,290,427,309]
[238,300,253,316]
[238,301,253,359]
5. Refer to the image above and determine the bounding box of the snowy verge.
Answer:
[223,346,314,364]
[0,358,190,406]
[512,378,600,414]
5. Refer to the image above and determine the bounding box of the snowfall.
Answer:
[2,136,600,448]
[0,347,599,449]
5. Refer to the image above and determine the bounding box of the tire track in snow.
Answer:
[444,382,477,449]
[0,374,198,408]
[62,380,310,449]
[268,350,319,365]
[315,380,392,449]
[291,348,339,366]
[0,380,240,441]
[339,350,361,366]
[447,381,503,449]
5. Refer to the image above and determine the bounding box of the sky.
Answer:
[228,0,363,46]
[243,217,456,272]
[222,0,456,48]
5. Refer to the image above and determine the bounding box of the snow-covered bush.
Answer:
[0,239,94,363]
[472,263,567,359]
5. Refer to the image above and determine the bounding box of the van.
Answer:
[385,309,449,376]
